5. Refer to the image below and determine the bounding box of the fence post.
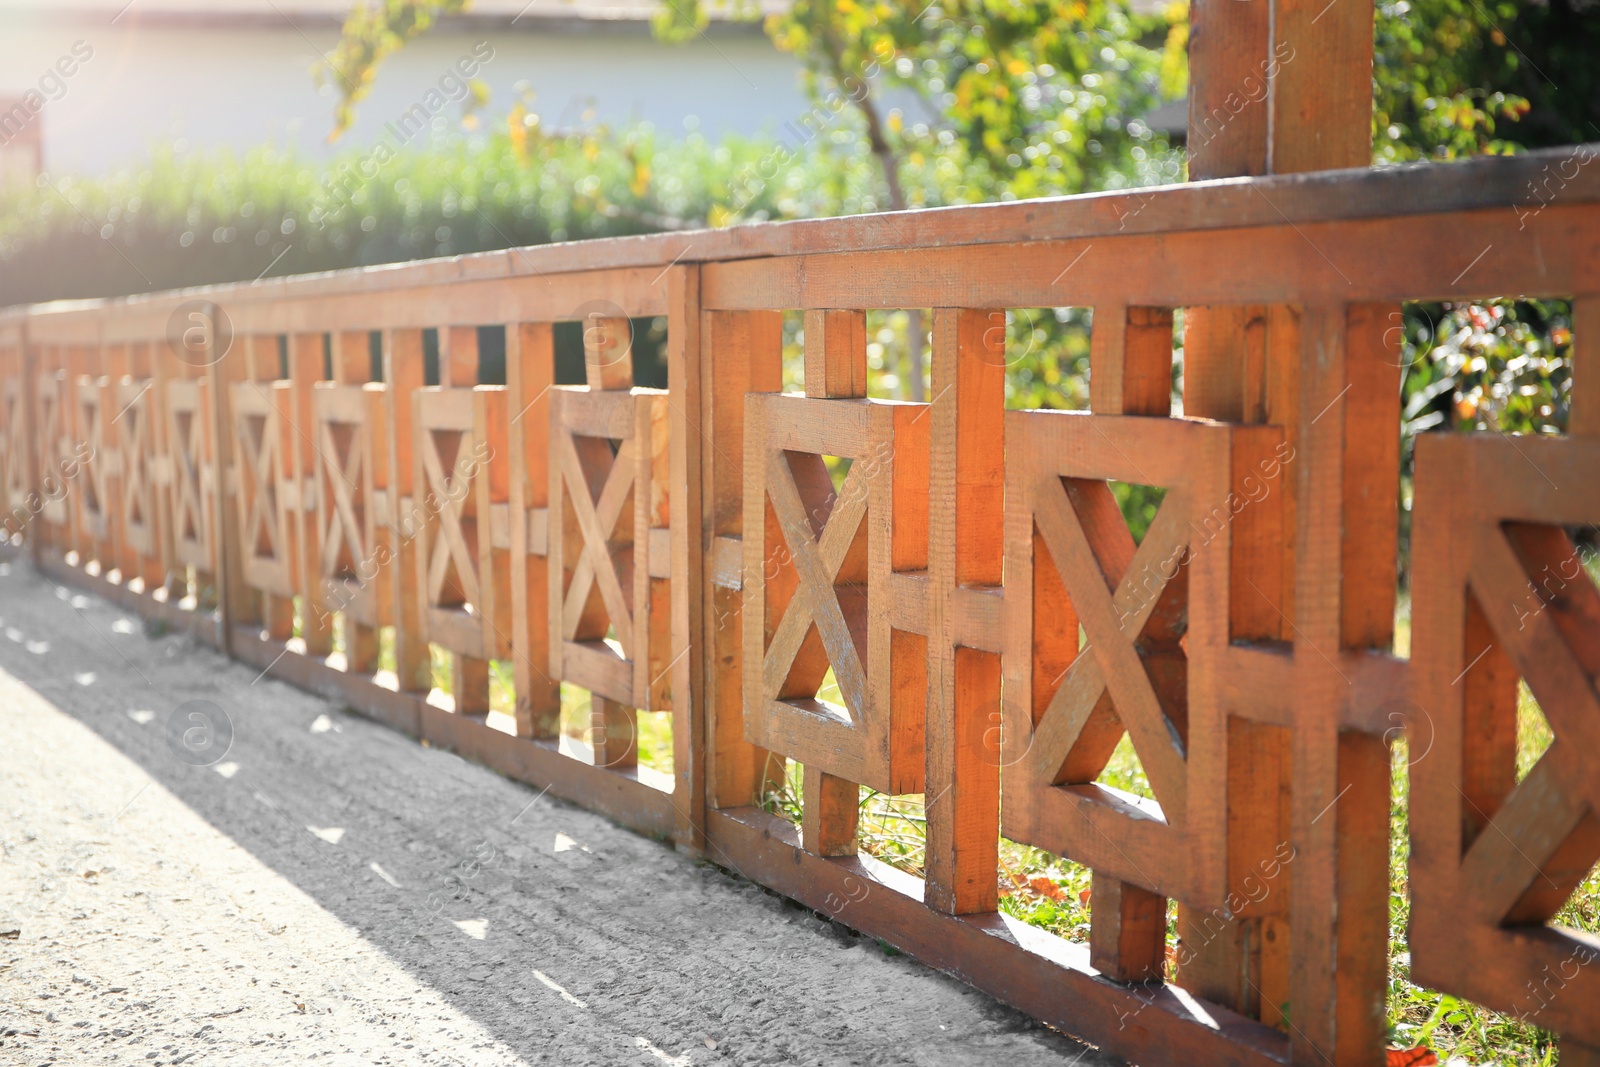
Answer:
[667,264,708,850]
[204,303,246,654]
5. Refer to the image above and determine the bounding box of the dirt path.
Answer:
[0,559,1113,1067]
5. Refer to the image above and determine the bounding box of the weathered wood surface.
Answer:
[3,143,1598,1067]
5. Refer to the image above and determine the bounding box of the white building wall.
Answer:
[0,12,811,174]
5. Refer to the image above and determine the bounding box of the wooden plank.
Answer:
[667,265,706,847]
[703,311,784,810]
[1331,307,1402,1066]
[924,308,1003,916]
[1272,0,1376,174]
[583,316,633,391]
[225,269,671,335]
[803,309,867,398]
[15,147,1591,329]
[333,330,369,384]
[1090,872,1167,984]
[1184,306,1249,424]
[592,695,638,769]
[206,309,252,650]
[287,332,332,655]
[701,204,1600,312]
[1186,0,1270,179]
[1091,304,1172,415]
[383,329,431,693]
[474,385,512,663]
[707,805,1292,1067]
[507,321,561,739]
[1287,303,1344,1064]
[1340,304,1402,650]
[801,763,859,857]
[442,324,478,388]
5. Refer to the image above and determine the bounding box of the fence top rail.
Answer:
[8,142,1598,334]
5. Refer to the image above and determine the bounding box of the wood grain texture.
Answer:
[1186,0,1270,179]
[702,310,785,811]
[804,309,867,399]
[923,308,1004,916]
[1090,872,1167,984]
[507,322,561,738]
[15,136,1600,1067]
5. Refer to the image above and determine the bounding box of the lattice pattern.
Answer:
[1410,432,1600,1046]
[742,393,929,795]
[549,386,672,709]
[74,374,109,543]
[35,370,68,527]
[1002,411,1284,907]
[230,380,296,597]
[115,377,158,559]
[1,372,26,531]
[313,382,391,628]
[414,385,511,662]
[165,378,213,571]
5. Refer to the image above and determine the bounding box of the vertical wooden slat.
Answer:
[103,341,131,579]
[1289,303,1395,1066]
[442,325,479,388]
[477,384,511,712]
[1340,304,1402,649]
[787,306,869,856]
[1570,297,1600,439]
[208,312,252,652]
[136,340,173,594]
[1184,305,1247,424]
[19,326,40,565]
[1091,304,1172,415]
[1271,0,1376,175]
[1288,303,1347,1064]
[455,654,489,716]
[1090,871,1167,984]
[583,316,633,391]
[803,309,867,399]
[1186,0,1270,180]
[384,328,431,693]
[288,333,332,655]
[334,330,379,673]
[802,763,858,857]
[1089,297,1179,971]
[592,695,638,767]
[924,308,1003,916]
[702,310,784,810]
[508,321,561,738]
[668,265,707,847]
[333,331,369,384]
[1332,304,1401,1066]
[1548,308,1600,1067]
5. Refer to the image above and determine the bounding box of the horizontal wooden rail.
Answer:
[3,144,1599,1067]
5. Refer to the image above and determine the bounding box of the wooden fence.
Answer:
[2,149,1598,1066]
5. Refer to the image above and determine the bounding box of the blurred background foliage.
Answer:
[2,0,1595,458]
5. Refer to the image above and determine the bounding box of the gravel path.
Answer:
[0,558,1113,1067]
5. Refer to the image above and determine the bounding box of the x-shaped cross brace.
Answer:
[318,418,367,579]
[422,428,483,611]
[558,432,637,659]
[762,453,869,722]
[236,412,280,563]
[1028,476,1191,827]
